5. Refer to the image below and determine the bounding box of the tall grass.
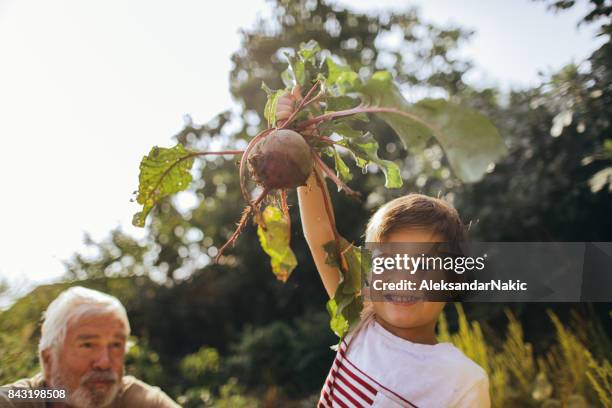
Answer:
[438,305,611,408]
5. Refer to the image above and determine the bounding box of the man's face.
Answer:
[45,313,127,408]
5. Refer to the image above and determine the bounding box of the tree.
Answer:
[4,0,610,404]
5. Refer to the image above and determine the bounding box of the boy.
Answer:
[297,169,490,408]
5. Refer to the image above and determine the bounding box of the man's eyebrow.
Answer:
[76,334,100,340]
[75,333,127,341]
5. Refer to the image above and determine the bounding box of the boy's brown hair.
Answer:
[365,193,466,243]
[353,194,467,338]
[363,193,470,305]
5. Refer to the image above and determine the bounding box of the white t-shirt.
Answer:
[318,319,490,408]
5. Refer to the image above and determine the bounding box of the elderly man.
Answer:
[0,286,180,408]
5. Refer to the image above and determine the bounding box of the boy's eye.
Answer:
[80,342,93,348]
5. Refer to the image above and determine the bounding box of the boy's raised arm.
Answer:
[297,168,341,298]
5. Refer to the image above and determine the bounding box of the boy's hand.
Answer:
[297,167,342,298]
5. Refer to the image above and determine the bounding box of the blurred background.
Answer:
[0,0,610,406]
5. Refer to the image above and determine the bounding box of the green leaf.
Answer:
[332,149,352,183]
[326,298,349,338]
[283,40,321,87]
[132,144,195,227]
[408,99,507,182]
[282,53,306,86]
[319,120,362,138]
[323,240,341,268]
[257,205,298,282]
[342,297,363,331]
[326,296,362,339]
[322,239,362,295]
[281,68,294,88]
[325,96,361,113]
[326,290,363,339]
[360,70,507,183]
[326,57,361,95]
[293,59,306,86]
[360,71,431,150]
[340,243,363,295]
[338,132,403,188]
[323,240,365,338]
[298,40,321,64]
[361,246,372,276]
[263,87,286,127]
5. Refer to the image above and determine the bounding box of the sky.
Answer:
[0,0,604,303]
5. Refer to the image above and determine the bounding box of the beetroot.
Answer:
[248,129,313,189]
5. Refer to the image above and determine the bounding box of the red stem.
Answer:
[239,128,274,208]
[214,188,269,263]
[297,106,439,134]
[279,80,321,129]
[300,90,325,110]
[193,150,245,157]
[280,189,290,236]
[312,152,360,199]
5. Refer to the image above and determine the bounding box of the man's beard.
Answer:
[51,364,121,408]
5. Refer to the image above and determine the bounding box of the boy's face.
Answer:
[371,227,445,330]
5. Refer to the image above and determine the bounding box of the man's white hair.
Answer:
[38,286,131,365]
